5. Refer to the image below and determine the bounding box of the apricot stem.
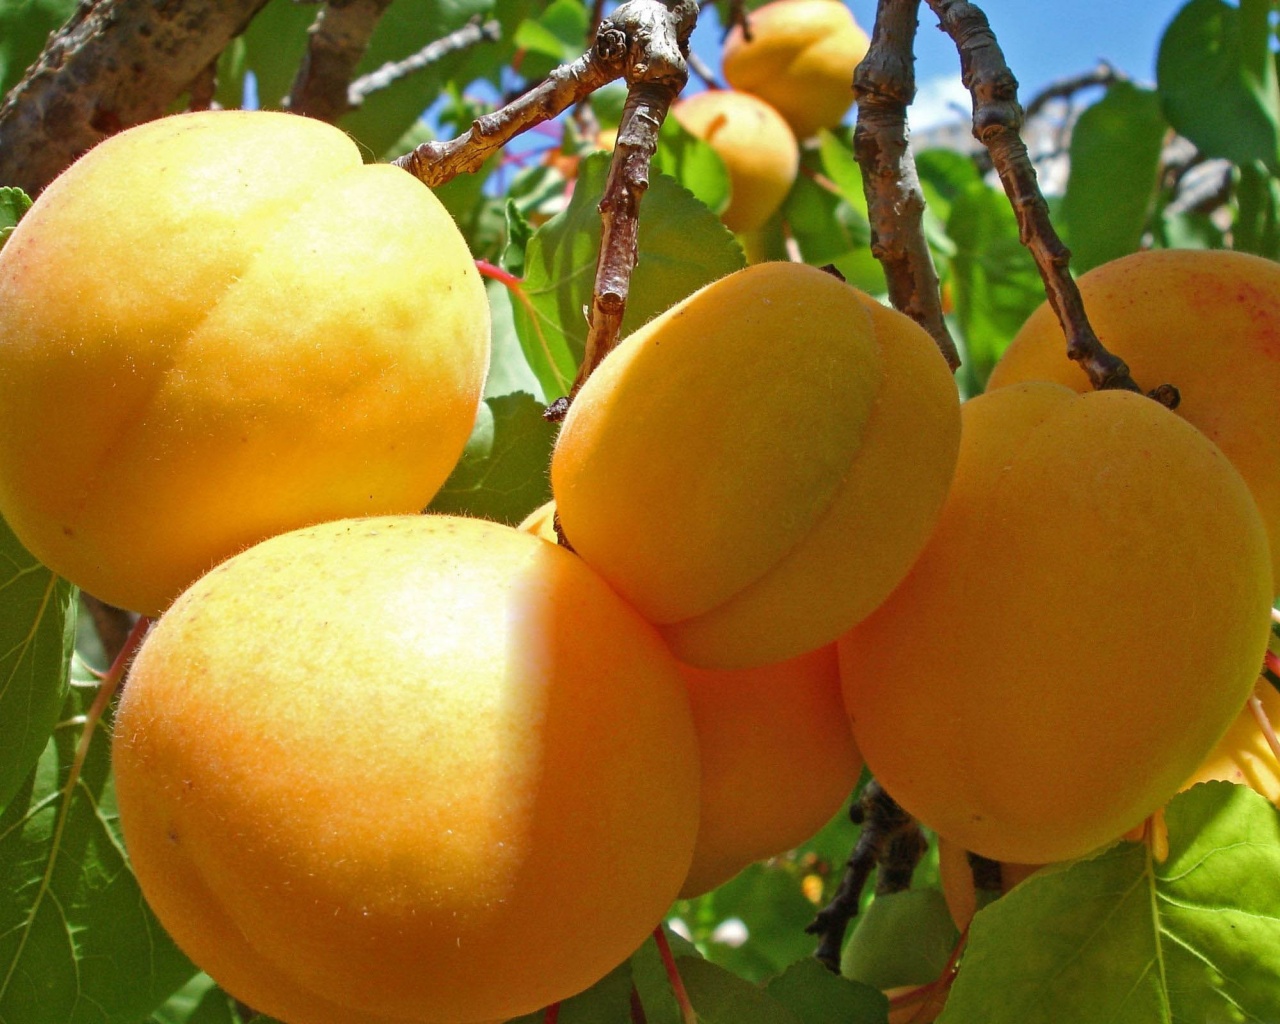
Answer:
[853,0,961,371]
[349,17,503,113]
[652,925,698,1024]
[1251,687,1280,765]
[543,1001,561,1023]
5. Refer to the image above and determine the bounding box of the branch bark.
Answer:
[925,0,1174,404]
[0,0,271,195]
[853,0,960,370]
[287,0,395,123]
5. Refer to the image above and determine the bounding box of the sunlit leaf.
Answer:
[0,186,32,248]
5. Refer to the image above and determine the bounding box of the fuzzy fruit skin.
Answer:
[677,644,863,897]
[722,0,870,140]
[551,262,960,669]
[840,382,1273,865]
[988,248,1280,591]
[112,514,700,1024]
[672,90,800,233]
[0,110,489,616]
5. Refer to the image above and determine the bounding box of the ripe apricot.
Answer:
[0,110,489,616]
[988,248,1280,591]
[722,0,870,140]
[552,261,961,669]
[840,382,1273,864]
[672,89,800,233]
[677,644,863,897]
[113,514,700,1024]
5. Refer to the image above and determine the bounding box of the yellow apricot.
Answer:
[678,644,863,897]
[551,261,961,669]
[0,110,489,616]
[672,89,800,233]
[988,248,1280,591]
[113,514,700,1024]
[840,382,1274,864]
[722,0,870,140]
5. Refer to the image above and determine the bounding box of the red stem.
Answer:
[652,926,697,1024]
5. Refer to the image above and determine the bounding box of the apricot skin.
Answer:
[0,110,489,616]
[840,382,1273,864]
[112,514,700,1024]
[722,0,870,140]
[988,248,1280,591]
[551,261,961,669]
[672,90,800,233]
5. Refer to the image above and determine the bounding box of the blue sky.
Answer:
[689,1,1192,129]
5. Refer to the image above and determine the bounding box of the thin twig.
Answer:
[349,16,502,109]
[687,49,723,90]
[1023,61,1125,121]
[925,0,1173,404]
[287,0,395,121]
[853,0,960,370]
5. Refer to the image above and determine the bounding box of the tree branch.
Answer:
[853,0,960,371]
[287,0,395,122]
[924,0,1175,404]
[0,0,271,195]
[348,16,503,110]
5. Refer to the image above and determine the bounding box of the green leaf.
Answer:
[0,0,77,99]
[513,152,745,400]
[765,958,888,1024]
[0,678,196,1022]
[1157,0,1280,170]
[0,517,75,814]
[945,181,1044,395]
[840,888,959,991]
[0,186,33,249]
[503,957,634,1024]
[655,116,731,215]
[680,956,803,1024]
[149,974,246,1024]
[485,276,546,398]
[427,391,557,525]
[938,782,1280,1024]
[1060,83,1168,273]
[632,931,691,1024]
[513,0,587,65]
[228,0,315,110]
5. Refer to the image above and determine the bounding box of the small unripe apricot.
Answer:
[0,110,489,615]
[672,89,800,233]
[988,248,1280,591]
[113,514,700,1024]
[722,0,870,140]
[552,262,961,669]
[840,382,1273,864]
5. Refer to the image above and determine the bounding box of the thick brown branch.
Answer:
[853,0,960,370]
[349,17,502,110]
[925,0,1170,402]
[287,0,395,122]
[0,0,271,195]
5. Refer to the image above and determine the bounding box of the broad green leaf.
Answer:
[427,391,557,524]
[0,0,77,99]
[0,186,32,248]
[513,152,745,400]
[0,677,196,1022]
[655,116,731,215]
[1060,83,1167,273]
[0,516,75,814]
[680,956,803,1024]
[945,181,1044,394]
[938,782,1280,1024]
[1157,0,1280,170]
[1235,159,1280,258]
[229,0,315,110]
[839,889,959,991]
[484,277,546,398]
[503,957,634,1024]
[1155,208,1225,250]
[913,149,983,225]
[783,175,871,266]
[149,974,246,1024]
[765,958,888,1024]
[512,0,588,74]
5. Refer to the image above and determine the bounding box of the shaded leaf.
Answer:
[0,677,195,1022]
[0,516,75,814]
[513,152,745,400]
[631,931,688,1024]
[840,889,959,991]
[484,277,546,399]
[938,782,1280,1024]
[0,0,77,99]
[765,957,889,1024]
[149,974,246,1024]
[1157,0,1280,170]
[226,0,315,111]
[1060,83,1167,273]
[680,956,802,1024]
[427,391,556,524]
[503,957,634,1024]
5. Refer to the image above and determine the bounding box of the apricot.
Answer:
[551,261,961,669]
[987,248,1280,591]
[677,644,864,897]
[672,89,800,233]
[840,382,1274,864]
[0,110,490,616]
[112,514,700,1024]
[722,0,870,140]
